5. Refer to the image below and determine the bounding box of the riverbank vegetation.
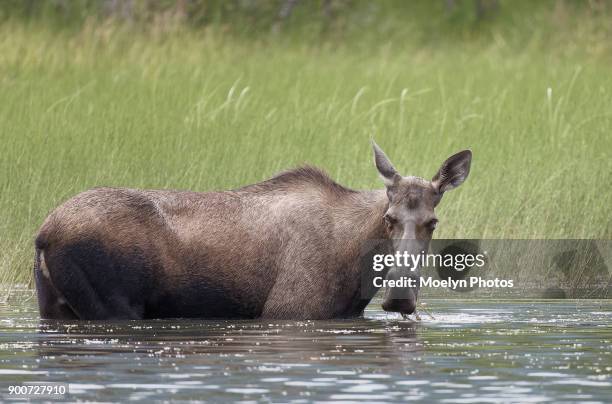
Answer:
[1,0,611,286]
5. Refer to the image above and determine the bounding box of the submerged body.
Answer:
[35,168,388,320]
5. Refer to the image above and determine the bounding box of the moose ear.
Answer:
[432,150,472,194]
[372,141,399,187]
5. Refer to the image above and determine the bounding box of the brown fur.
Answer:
[34,144,471,320]
[34,167,388,320]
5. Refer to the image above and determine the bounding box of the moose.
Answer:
[34,142,471,320]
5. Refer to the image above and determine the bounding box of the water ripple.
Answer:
[0,296,609,402]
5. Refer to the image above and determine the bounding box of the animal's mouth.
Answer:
[381,295,417,316]
[381,274,419,316]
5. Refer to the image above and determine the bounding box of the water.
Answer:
[0,293,610,402]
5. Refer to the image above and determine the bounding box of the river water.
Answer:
[0,294,610,402]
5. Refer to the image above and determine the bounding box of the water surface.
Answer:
[0,294,610,402]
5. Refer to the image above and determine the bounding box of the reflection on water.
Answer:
[0,294,610,402]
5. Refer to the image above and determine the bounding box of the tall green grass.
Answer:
[1,3,611,287]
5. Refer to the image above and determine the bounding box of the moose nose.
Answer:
[382,296,417,315]
[382,275,419,315]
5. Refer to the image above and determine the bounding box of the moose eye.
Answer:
[384,214,397,228]
[426,219,438,231]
